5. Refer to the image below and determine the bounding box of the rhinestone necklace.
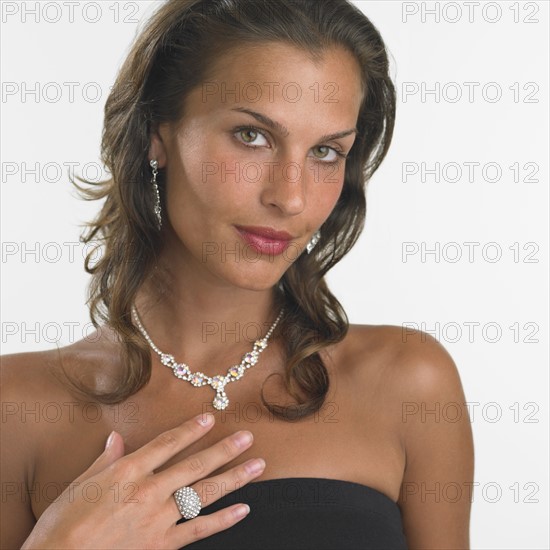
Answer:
[131,305,284,410]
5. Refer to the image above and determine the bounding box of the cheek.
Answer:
[165,142,248,230]
[189,155,249,214]
[309,164,346,222]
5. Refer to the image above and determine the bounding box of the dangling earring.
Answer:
[306,230,321,254]
[150,159,161,230]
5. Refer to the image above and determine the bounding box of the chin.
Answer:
[227,265,285,292]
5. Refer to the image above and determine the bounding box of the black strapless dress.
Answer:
[177,477,408,549]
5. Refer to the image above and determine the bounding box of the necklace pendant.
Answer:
[213,391,229,410]
[211,375,227,390]
[190,373,206,386]
[255,339,268,350]
[243,351,258,365]
[174,363,190,378]
[161,354,175,367]
[228,365,244,379]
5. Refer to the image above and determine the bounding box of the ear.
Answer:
[148,123,169,168]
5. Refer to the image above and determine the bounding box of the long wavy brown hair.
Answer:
[63,0,396,421]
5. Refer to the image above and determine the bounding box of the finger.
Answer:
[129,413,215,473]
[164,454,266,525]
[155,429,255,494]
[167,501,251,548]
[190,457,266,509]
[72,431,126,484]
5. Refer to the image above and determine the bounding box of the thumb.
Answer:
[73,431,126,484]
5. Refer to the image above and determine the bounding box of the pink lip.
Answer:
[235,225,293,256]
[235,225,295,240]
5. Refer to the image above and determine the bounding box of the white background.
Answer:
[1,1,548,548]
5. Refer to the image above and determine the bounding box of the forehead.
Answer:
[185,41,364,128]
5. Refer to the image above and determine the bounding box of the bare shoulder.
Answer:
[1,336,118,546]
[0,331,120,477]
[344,323,465,401]
[1,346,83,458]
[1,347,65,424]
[0,348,66,547]
[2,324,122,393]
[345,324,474,548]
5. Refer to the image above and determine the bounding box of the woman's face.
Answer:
[150,42,363,291]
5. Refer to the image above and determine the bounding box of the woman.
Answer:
[1,0,474,548]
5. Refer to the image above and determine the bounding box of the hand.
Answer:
[21,413,265,549]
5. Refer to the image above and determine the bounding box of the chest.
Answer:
[31,358,405,521]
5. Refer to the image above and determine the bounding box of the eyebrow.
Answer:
[231,107,357,142]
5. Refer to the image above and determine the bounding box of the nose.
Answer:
[259,158,307,216]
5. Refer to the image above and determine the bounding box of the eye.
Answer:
[234,127,270,148]
[310,145,346,164]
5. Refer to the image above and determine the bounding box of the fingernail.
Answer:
[105,431,116,450]
[196,413,214,426]
[233,504,250,519]
[235,431,253,448]
[245,458,265,474]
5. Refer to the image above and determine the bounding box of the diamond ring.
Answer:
[174,486,202,520]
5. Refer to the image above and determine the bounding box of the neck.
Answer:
[133,253,285,379]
